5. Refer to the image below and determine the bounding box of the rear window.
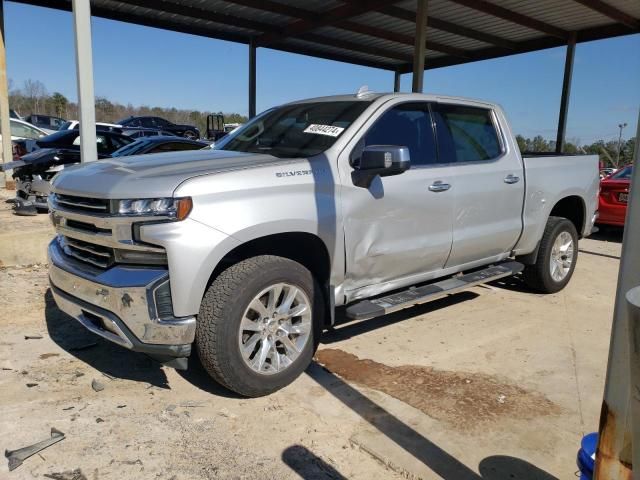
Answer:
[611,166,632,180]
[433,104,502,163]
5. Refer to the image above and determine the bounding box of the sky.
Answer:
[5,1,640,145]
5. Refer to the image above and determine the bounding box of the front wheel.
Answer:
[196,255,322,397]
[523,216,578,293]
[183,130,197,139]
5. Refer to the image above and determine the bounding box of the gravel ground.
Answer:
[0,215,624,479]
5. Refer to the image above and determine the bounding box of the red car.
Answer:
[598,165,632,226]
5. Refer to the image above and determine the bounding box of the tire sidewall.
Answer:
[540,219,578,293]
[198,258,322,396]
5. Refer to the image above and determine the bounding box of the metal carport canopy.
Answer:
[13,0,640,73]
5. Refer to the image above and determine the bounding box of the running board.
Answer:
[345,261,524,320]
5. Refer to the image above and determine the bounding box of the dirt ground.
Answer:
[0,196,624,479]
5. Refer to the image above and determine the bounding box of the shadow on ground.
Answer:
[44,288,237,396]
[589,226,623,244]
[306,361,559,480]
[44,289,170,388]
[282,445,347,480]
[488,273,533,294]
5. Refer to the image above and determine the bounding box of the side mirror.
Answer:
[352,145,410,188]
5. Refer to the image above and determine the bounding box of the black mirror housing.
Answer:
[352,145,411,188]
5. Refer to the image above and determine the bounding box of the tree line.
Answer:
[8,79,637,167]
[516,135,636,168]
[9,79,248,134]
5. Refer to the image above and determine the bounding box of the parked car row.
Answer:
[1,126,208,215]
[598,165,633,227]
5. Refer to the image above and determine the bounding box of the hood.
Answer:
[51,149,287,198]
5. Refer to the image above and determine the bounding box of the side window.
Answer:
[109,135,133,150]
[11,121,44,139]
[357,103,437,167]
[149,142,198,153]
[140,118,155,128]
[154,118,169,127]
[432,104,502,163]
[96,135,109,153]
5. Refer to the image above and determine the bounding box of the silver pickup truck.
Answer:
[47,92,599,396]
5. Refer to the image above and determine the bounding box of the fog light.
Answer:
[154,281,174,319]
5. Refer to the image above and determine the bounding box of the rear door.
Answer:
[340,101,455,294]
[431,102,524,268]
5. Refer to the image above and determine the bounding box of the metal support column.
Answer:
[555,33,576,153]
[248,38,256,119]
[594,111,640,480]
[411,0,428,93]
[72,0,97,163]
[393,71,401,93]
[0,0,12,187]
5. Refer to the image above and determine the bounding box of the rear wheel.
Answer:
[196,255,322,397]
[183,130,197,139]
[523,216,578,293]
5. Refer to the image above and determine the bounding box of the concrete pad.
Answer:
[0,222,623,478]
[0,188,53,266]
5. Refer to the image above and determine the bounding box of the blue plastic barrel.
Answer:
[576,432,598,480]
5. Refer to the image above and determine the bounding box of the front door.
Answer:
[340,102,455,297]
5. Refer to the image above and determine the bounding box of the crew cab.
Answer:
[47,92,599,397]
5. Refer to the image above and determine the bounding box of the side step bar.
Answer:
[345,261,524,320]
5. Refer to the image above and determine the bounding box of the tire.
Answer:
[196,255,323,397]
[183,130,197,139]
[523,216,578,293]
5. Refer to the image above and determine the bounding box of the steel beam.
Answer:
[447,0,569,39]
[72,0,97,163]
[0,0,12,187]
[248,38,256,119]
[394,71,401,92]
[595,110,640,480]
[412,0,428,93]
[572,0,640,30]
[555,34,576,153]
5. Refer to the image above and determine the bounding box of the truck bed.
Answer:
[515,153,600,256]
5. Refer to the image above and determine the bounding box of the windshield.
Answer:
[111,139,151,157]
[611,166,632,180]
[215,101,371,158]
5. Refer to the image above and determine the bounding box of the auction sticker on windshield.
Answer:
[303,124,345,137]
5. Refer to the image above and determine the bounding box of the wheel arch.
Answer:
[205,231,334,326]
[549,195,586,238]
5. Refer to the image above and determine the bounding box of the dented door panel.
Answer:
[341,166,455,293]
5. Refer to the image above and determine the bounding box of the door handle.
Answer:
[504,174,520,184]
[429,181,451,192]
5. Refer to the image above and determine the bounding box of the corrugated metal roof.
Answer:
[15,0,640,71]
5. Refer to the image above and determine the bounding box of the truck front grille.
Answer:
[59,236,115,269]
[52,193,110,214]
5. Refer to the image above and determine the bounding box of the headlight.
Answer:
[116,197,192,220]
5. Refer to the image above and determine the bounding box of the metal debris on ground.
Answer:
[5,428,65,471]
[44,468,87,480]
[40,353,60,359]
[91,379,105,392]
[26,383,38,388]
[24,335,43,340]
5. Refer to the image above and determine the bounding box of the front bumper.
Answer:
[48,239,195,365]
